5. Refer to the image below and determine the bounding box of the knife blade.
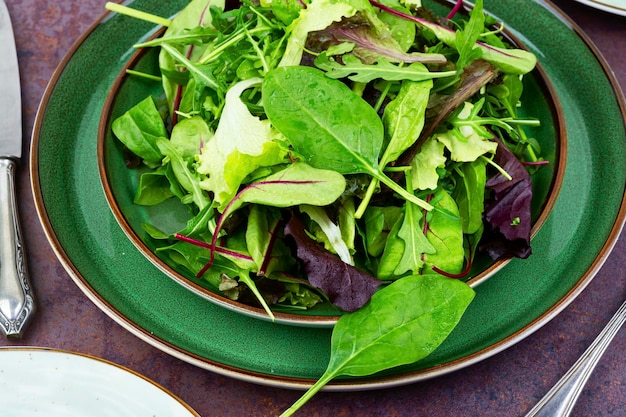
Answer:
[0,0,35,338]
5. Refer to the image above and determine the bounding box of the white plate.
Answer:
[574,0,626,16]
[0,348,199,417]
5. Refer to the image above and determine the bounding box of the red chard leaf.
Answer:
[284,214,382,312]
[480,139,532,260]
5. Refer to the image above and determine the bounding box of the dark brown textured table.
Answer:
[3,1,625,416]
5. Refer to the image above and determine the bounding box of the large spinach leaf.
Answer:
[280,273,475,416]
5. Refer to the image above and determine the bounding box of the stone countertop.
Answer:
[2,1,625,416]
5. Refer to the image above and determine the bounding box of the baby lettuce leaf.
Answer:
[263,65,433,211]
[284,214,381,312]
[410,136,447,191]
[279,273,475,417]
[197,77,288,210]
[279,0,356,67]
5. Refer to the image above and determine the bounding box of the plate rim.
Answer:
[0,346,201,416]
[29,0,626,390]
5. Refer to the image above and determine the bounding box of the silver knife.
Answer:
[0,0,35,338]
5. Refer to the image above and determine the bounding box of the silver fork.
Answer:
[524,298,626,417]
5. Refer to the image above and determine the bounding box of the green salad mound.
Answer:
[107,0,546,413]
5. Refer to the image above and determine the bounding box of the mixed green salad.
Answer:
[107,0,547,413]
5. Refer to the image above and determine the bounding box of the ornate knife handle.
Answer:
[0,158,35,338]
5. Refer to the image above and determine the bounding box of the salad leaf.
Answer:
[284,214,381,312]
[453,158,487,234]
[111,96,167,166]
[279,0,357,67]
[263,65,433,211]
[156,137,211,210]
[197,77,289,210]
[279,273,475,416]
[133,168,174,206]
[363,206,402,257]
[480,138,533,259]
[434,101,498,162]
[158,0,225,119]
[411,137,446,191]
[370,0,537,74]
[314,54,455,83]
[422,190,465,275]
[312,9,447,65]
[300,205,354,265]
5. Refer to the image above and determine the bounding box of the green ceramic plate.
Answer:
[31,0,626,389]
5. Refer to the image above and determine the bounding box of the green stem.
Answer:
[238,273,276,321]
[105,2,171,27]
[354,178,378,219]
[374,170,433,211]
[480,155,512,180]
[279,370,339,417]
[125,69,161,82]
[198,26,268,65]
[160,44,221,91]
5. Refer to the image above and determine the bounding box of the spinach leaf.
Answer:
[134,168,174,206]
[263,65,433,211]
[363,205,402,257]
[111,96,167,166]
[279,273,475,416]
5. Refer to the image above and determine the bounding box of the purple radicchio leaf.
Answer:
[479,139,532,260]
[284,214,381,312]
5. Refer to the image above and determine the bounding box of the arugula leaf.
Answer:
[157,0,225,117]
[279,273,475,416]
[315,54,455,83]
[156,137,212,210]
[453,0,485,71]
